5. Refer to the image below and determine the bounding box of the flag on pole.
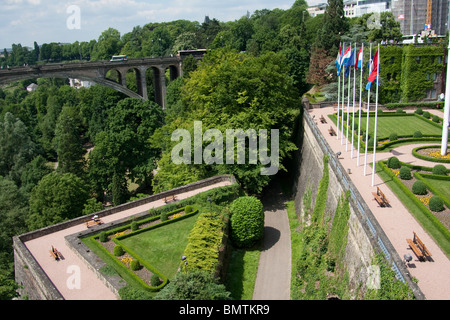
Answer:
[366,48,379,90]
[345,48,356,77]
[341,45,352,67]
[336,46,343,76]
[355,46,363,70]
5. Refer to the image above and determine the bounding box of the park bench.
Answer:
[49,246,61,260]
[164,195,177,203]
[372,187,390,207]
[85,219,103,228]
[406,232,432,261]
[328,126,336,136]
[320,115,327,124]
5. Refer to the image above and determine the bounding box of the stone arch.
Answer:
[105,68,122,85]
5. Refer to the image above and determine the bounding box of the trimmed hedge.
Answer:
[412,145,450,164]
[379,161,450,248]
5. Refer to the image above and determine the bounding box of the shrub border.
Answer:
[379,161,450,248]
[412,145,450,163]
[413,172,450,209]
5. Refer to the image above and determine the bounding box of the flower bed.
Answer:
[412,145,450,163]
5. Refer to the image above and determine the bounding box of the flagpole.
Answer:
[351,42,357,159]
[341,50,346,145]
[357,43,364,166]
[346,44,352,151]
[364,43,373,176]
[372,44,381,187]
[337,43,342,140]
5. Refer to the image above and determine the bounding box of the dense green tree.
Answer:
[0,112,37,185]
[27,172,89,230]
[154,270,231,300]
[54,105,85,176]
[20,155,52,196]
[91,28,122,61]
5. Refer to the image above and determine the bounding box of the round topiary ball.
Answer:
[389,133,398,141]
[230,196,264,248]
[413,131,423,138]
[399,166,412,180]
[113,245,124,256]
[99,231,108,243]
[131,221,138,231]
[387,156,401,169]
[412,181,428,195]
[432,165,447,176]
[130,259,141,271]
[184,205,194,214]
[432,115,440,123]
[423,111,431,119]
[150,274,162,287]
[429,196,445,212]
[415,107,423,115]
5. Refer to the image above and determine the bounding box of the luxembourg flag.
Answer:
[366,48,379,90]
[341,45,352,67]
[336,46,342,76]
[355,46,363,70]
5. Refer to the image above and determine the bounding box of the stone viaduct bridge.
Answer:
[0,54,198,109]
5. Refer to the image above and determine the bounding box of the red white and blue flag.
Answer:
[366,48,379,90]
[336,46,342,76]
[355,46,363,70]
[341,45,352,67]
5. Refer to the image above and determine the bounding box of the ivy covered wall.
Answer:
[380,45,445,104]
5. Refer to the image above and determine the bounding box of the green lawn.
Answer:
[118,214,199,279]
[356,114,443,139]
[420,176,450,201]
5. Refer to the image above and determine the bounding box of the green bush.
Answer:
[184,205,194,214]
[399,166,412,180]
[230,196,264,248]
[150,274,161,287]
[432,115,440,123]
[429,196,445,212]
[423,111,431,119]
[412,181,428,195]
[131,221,138,231]
[396,108,404,113]
[389,133,398,141]
[130,259,141,271]
[413,131,423,138]
[415,107,423,115]
[387,156,401,169]
[160,212,168,221]
[113,245,124,256]
[99,231,108,243]
[432,165,447,176]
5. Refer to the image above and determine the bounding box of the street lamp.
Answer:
[181,255,187,272]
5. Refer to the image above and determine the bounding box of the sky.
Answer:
[0,0,323,50]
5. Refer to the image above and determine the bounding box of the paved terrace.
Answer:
[20,177,233,300]
[308,106,450,300]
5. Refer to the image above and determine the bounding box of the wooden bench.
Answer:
[85,219,103,228]
[49,246,61,260]
[372,187,390,207]
[164,195,177,203]
[320,115,327,124]
[328,126,336,136]
[406,232,432,261]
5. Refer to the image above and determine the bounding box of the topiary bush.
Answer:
[432,164,447,176]
[413,131,423,138]
[130,259,141,271]
[432,115,440,123]
[415,107,423,115]
[184,205,194,214]
[429,196,445,212]
[99,231,108,243]
[113,245,124,256]
[399,166,412,180]
[150,274,162,287]
[389,133,398,141]
[412,181,428,195]
[160,212,168,221]
[131,221,138,231]
[230,196,264,248]
[396,108,404,114]
[423,111,431,119]
[387,156,401,169]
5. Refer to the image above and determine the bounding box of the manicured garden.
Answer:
[378,158,450,257]
[331,109,449,151]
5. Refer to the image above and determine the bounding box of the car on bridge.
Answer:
[110,55,127,62]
